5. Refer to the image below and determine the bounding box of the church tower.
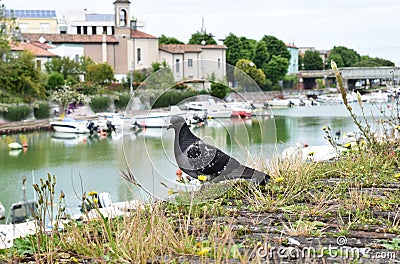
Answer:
[113,0,131,75]
[114,0,130,29]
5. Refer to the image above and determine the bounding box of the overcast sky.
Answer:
[3,0,400,65]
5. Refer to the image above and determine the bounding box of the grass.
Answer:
[1,62,400,262]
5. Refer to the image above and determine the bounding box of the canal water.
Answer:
[0,102,387,220]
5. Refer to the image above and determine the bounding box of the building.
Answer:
[8,10,58,34]
[159,44,226,81]
[10,41,58,71]
[15,0,226,83]
[286,43,299,75]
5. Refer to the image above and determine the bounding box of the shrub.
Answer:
[33,103,50,119]
[114,94,131,111]
[90,96,110,112]
[2,105,31,121]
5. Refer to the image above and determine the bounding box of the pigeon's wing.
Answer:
[185,140,240,177]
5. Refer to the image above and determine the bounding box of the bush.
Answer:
[2,105,31,121]
[114,94,131,111]
[152,90,199,108]
[90,96,110,112]
[34,103,50,119]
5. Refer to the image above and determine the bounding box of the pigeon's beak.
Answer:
[167,123,173,130]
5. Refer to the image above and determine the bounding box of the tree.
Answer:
[260,35,290,60]
[303,50,324,70]
[264,55,289,85]
[234,59,266,88]
[252,41,270,73]
[210,82,228,99]
[355,56,395,67]
[328,46,360,67]
[86,63,115,85]
[46,72,64,90]
[188,31,217,45]
[298,55,304,70]
[52,85,85,115]
[44,56,81,82]
[159,34,184,44]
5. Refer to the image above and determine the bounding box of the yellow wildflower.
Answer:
[87,191,98,196]
[322,126,327,131]
[70,257,78,263]
[395,125,400,130]
[198,175,208,182]
[274,177,284,183]
[197,247,211,256]
[308,151,315,156]
[395,173,400,180]
[168,188,175,195]
[344,142,352,149]
[93,198,98,204]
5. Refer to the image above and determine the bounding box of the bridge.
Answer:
[298,67,400,90]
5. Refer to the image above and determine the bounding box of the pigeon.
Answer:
[167,115,270,185]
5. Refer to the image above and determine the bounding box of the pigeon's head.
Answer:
[167,115,187,130]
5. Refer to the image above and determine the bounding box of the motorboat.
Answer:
[266,99,293,108]
[184,99,233,118]
[0,202,5,219]
[50,118,98,134]
[225,102,253,118]
[131,106,204,128]
[0,200,37,249]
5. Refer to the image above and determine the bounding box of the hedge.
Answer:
[90,96,110,112]
[33,103,50,119]
[2,105,31,121]
[114,94,131,111]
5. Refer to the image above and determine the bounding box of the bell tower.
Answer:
[114,0,131,28]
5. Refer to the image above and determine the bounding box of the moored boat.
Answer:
[50,118,98,134]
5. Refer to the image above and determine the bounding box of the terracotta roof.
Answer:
[22,33,119,44]
[11,41,58,57]
[159,44,226,54]
[131,30,158,39]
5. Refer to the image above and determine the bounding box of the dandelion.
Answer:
[197,247,211,256]
[93,198,98,204]
[395,173,400,180]
[70,257,78,263]
[87,191,98,196]
[198,175,208,182]
[344,142,352,149]
[274,177,284,183]
[308,151,315,156]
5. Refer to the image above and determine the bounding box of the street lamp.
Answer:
[129,61,134,96]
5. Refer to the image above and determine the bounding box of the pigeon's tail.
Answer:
[239,165,271,185]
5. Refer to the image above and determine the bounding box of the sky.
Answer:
[3,0,400,65]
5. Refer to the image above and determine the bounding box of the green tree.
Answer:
[355,56,395,67]
[210,82,228,99]
[298,55,304,70]
[252,41,270,73]
[234,59,266,88]
[303,50,323,70]
[52,85,85,114]
[265,55,289,85]
[328,46,360,67]
[44,56,81,82]
[86,63,115,85]
[46,72,64,90]
[188,31,217,45]
[260,35,291,60]
[327,53,344,68]
[159,34,184,44]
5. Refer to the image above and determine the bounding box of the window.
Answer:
[119,9,127,27]
[36,60,41,70]
[75,54,80,63]
[176,59,180,72]
[92,26,97,35]
[137,48,141,63]
[18,23,29,32]
[40,23,50,33]
[103,26,107,34]
[188,59,193,68]
[83,26,88,34]
[218,58,221,68]
[77,26,81,34]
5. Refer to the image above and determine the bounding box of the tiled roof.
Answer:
[159,44,226,54]
[11,41,58,57]
[22,33,119,44]
[131,30,158,39]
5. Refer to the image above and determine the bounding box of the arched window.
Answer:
[119,9,127,27]
[137,48,141,63]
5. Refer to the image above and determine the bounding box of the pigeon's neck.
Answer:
[177,124,198,152]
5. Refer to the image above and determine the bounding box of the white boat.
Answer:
[131,106,202,128]
[8,142,23,150]
[50,118,96,134]
[365,91,389,103]
[184,99,233,118]
[96,112,132,132]
[224,102,253,117]
[0,202,5,219]
[0,200,37,249]
[266,99,292,108]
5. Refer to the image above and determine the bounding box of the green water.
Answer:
[0,102,386,219]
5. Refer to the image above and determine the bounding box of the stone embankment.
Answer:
[0,119,53,134]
